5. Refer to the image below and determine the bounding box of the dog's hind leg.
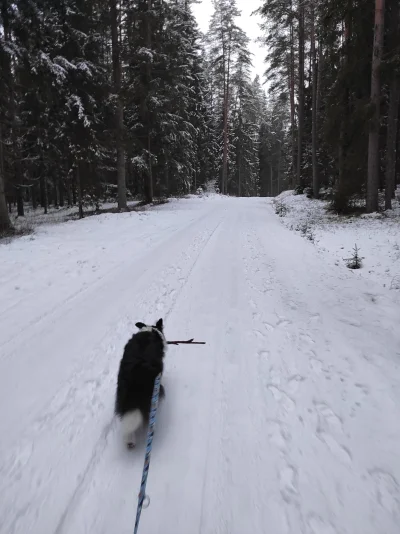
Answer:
[121,410,143,448]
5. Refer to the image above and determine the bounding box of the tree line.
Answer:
[0,0,215,231]
[0,0,276,234]
[2,0,396,234]
[258,0,400,213]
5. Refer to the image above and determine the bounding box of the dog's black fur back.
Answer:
[115,319,166,423]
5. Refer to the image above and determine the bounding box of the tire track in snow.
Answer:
[0,208,225,534]
[195,215,283,534]
[241,225,307,532]
[0,206,217,355]
[54,207,231,534]
[196,219,244,534]
[53,418,116,534]
[0,222,176,327]
[48,213,225,534]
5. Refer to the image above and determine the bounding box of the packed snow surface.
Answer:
[0,196,399,534]
[274,190,400,290]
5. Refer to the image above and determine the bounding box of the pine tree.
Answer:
[258,95,288,197]
[258,0,297,186]
[206,0,241,194]
[110,0,127,210]
[297,0,305,188]
[230,51,260,196]
[384,0,400,210]
[367,0,385,213]
[259,0,399,212]
[0,1,13,231]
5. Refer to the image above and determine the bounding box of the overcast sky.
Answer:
[192,0,267,84]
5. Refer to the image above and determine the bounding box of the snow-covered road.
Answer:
[1,196,399,534]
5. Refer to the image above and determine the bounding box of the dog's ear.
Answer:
[135,322,146,329]
[155,318,163,332]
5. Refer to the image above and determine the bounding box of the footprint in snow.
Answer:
[253,329,266,340]
[299,332,316,345]
[268,421,291,450]
[276,317,292,328]
[287,374,305,395]
[307,514,338,534]
[263,321,275,332]
[319,434,352,466]
[267,385,296,412]
[369,468,400,517]
[355,382,369,396]
[313,402,352,465]
[314,402,344,435]
[309,313,321,323]
[279,464,298,504]
[309,356,323,374]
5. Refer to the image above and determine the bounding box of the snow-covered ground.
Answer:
[7,199,141,235]
[1,195,400,534]
[274,190,400,292]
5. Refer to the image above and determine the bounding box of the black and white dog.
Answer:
[115,319,167,448]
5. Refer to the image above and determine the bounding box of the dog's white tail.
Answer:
[121,410,143,447]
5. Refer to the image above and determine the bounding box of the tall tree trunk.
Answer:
[315,39,324,172]
[336,3,352,211]
[16,186,24,216]
[77,164,84,219]
[110,0,127,210]
[277,140,282,194]
[222,94,229,194]
[66,159,72,206]
[311,2,319,198]
[2,0,23,215]
[222,50,231,196]
[0,124,12,232]
[164,162,169,195]
[147,130,153,202]
[289,11,296,187]
[31,182,37,210]
[43,175,48,214]
[40,172,48,214]
[67,180,73,207]
[53,176,58,207]
[297,1,305,188]
[367,0,385,213]
[40,175,46,208]
[270,163,273,197]
[221,27,232,196]
[72,173,77,205]
[385,0,399,210]
[146,0,153,202]
[385,79,400,209]
[237,162,241,196]
[59,179,65,207]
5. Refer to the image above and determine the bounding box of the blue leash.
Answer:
[133,373,162,534]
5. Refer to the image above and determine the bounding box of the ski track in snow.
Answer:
[0,196,399,534]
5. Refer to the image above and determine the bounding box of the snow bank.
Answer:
[273,191,400,292]
[8,200,140,234]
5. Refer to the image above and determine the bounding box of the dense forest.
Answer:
[0,0,399,232]
[259,0,400,213]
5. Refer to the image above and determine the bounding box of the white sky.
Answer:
[192,0,267,84]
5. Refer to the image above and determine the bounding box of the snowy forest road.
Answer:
[1,196,399,534]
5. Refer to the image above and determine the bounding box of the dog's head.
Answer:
[135,318,163,333]
[135,319,167,352]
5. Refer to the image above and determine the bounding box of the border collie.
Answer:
[115,318,167,448]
